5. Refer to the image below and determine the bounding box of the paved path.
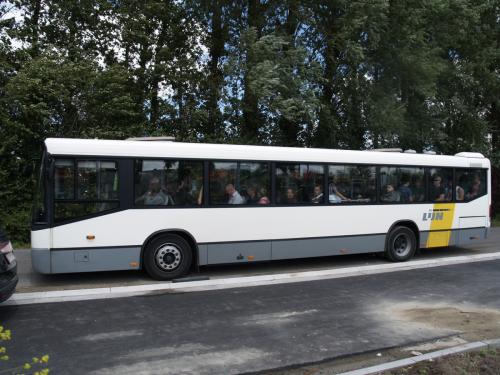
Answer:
[1,259,500,374]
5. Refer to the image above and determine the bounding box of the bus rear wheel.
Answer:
[385,226,416,262]
[143,234,193,280]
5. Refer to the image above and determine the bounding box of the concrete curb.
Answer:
[4,251,500,306]
[337,339,500,375]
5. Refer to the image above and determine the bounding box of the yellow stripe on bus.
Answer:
[426,203,456,248]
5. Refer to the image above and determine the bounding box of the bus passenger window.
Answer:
[455,169,487,202]
[209,161,271,205]
[379,167,425,203]
[54,160,74,199]
[100,161,119,200]
[54,160,119,222]
[134,160,203,206]
[239,162,270,205]
[77,161,98,199]
[329,165,376,203]
[429,168,453,202]
[276,164,324,205]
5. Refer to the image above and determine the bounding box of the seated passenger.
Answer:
[135,177,167,205]
[246,186,259,205]
[456,175,466,201]
[381,184,400,202]
[398,180,413,202]
[175,179,194,205]
[163,182,176,205]
[225,183,245,204]
[430,174,446,202]
[412,177,425,202]
[466,180,481,201]
[328,179,349,203]
[284,187,297,204]
[311,185,324,204]
[258,187,270,205]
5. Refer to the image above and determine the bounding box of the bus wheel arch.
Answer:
[141,229,198,280]
[385,220,420,261]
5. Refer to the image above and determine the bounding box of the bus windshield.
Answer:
[32,151,47,224]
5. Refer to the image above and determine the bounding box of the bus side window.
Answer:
[134,160,203,206]
[54,159,75,200]
[456,169,487,202]
[379,167,425,203]
[276,163,324,205]
[54,160,119,222]
[429,167,453,202]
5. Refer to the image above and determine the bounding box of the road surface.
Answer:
[1,258,500,374]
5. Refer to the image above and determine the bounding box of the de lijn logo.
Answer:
[422,208,450,221]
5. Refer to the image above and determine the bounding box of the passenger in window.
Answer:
[381,184,400,202]
[456,175,466,201]
[226,183,245,204]
[246,186,259,205]
[398,179,413,202]
[284,187,297,204]
[311,185,324,204]
[328,178,349,203]
[175,179,194,205]
[430,175,446,202]
[413,177,425,202]
[135,176,167,205]
[163,182,176,205]
[444,179,453,201]
[466,180,481,201]
[258,188,270,205]
[365,180,377,202]
[197,186,203,205]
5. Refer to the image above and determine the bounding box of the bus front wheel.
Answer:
[143,234,193,280]
[385,226,416,262]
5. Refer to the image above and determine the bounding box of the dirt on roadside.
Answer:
[386,302,500,342]
[268,301,500,375]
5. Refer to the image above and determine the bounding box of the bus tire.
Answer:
[385,226,416,262]
[143,234,193,280]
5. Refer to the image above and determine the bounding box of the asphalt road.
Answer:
[1,259,500,374]
[14,228,500,293]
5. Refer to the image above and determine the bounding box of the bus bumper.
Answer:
[31,248,51,274]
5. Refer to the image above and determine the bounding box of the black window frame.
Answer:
[454,167,488,203]
[52,157,121,224]
[133,158,205,208]
[208,160,272,206]
[44,153,490,228]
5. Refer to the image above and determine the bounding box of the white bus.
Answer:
[31,138,491,280]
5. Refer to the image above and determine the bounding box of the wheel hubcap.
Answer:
[393,233,411,257]
[155,244,182,271]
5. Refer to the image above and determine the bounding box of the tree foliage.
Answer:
[0,0,498,241]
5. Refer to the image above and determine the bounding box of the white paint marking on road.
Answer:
[4,251,500,306]
[243,309,318,326]
[76,329,144,342]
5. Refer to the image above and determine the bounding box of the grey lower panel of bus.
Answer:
[31,247,141,274]
[198,234,386,266]
[420,227,488,248]
[31,227,488,273]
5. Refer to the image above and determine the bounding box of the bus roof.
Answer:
[44,138,490,168]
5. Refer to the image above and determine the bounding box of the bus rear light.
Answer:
[86,235,95,240]
[247,255,255,261]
